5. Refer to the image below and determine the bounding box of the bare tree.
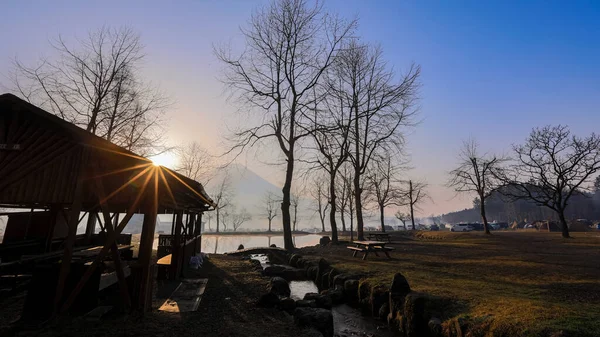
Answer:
[291,192,301,232]
[263,191,279,232]
[335,168,350,232]
[215,0,355,249]
[394,211,409,230]
[175,141,215,184]
[338,164,356,239]
[10,26,168,155]
[447,139,506,234]
[212,172,233,233]
[401,180,428,230]
[310,177,330,232]
[335,40,420,240]
[230,208,252,232]
[367,155,404,232]
[500,125,600,238]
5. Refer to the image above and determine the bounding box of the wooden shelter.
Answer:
[0,93,214,315]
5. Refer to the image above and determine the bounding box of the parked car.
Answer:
[450,224,474,232]
[490,224,500,230]
[430,224,440,231]
[468,223,485,231]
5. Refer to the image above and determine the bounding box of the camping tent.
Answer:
[569,220,592,232]
[535,220,561,232]
[510,221,527,229]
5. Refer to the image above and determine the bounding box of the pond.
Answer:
[200,234,323,254]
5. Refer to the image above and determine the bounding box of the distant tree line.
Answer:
[447,126,600,238]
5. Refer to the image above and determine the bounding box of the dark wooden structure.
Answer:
[0,93,214,315]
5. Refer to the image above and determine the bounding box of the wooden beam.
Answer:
[53,148,87,315]
[85,211,97,243]
[60,168,153,313]
[134,169,159,311]
[93,166,132,309]
[171,211,183,279]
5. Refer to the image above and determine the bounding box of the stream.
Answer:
[252,255,395,337]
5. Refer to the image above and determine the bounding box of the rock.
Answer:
[389,273,411,317]
[319,236,331,246]
[307,266,318,281]
[293,307,334,337]
[269,277,291,298]
[378,301,390,320]
[257,292,280,307]
[264,264,306,281]
[321,271,331,289]
[237,244,245,250]
[303,292,332,309]
[404,293,427,337]
[344,279,359,303]
[279,297,296,313]
[325,287,344,304]
[428,317,443,337]
[281,267,306,281]
[263,264,287,276]
[327,269,339,287]
[289,254,302,268]
[270,244,277,247]
[299,328,324,337]
[296,299,317,308]
[316,258,331,285]
[370,286,388,318]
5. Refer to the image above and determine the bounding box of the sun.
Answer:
[150,152,177,169]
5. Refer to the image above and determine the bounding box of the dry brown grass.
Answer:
[299,231,600,337]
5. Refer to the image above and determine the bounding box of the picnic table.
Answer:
[72,244,133,260]
[346,240,394,260]
[366,232,391,242]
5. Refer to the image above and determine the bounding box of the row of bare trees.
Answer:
[217,0,422,248]
[9,27,169,156]
[448,125,600,238]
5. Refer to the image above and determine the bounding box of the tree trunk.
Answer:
[379,204,385,232]
[268,218,272,232]
[410,204,415,230]
[329,175,338,243]
[410,180,416,230]
[216,207,220,233]
[480,195,491,234]
[340,213,346,232]
[558,210,570,238]
[281,157,295,250]
[354,171,364,240]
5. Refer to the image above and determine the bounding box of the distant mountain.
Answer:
[203,164,320,231]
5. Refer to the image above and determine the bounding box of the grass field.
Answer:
[299,231,600,337]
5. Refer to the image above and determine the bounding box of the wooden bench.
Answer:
[157,254,172,280]
[346,246,366,258]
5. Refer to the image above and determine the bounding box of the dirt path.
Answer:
[3,255,315,337]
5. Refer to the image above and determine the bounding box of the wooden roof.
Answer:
[0,93,214,212]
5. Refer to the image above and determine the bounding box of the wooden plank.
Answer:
[98,266,131,291]
[158,279,208,313]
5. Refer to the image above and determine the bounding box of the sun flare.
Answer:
[150,152,177,169]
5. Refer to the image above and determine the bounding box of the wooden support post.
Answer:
[134,170,158,312]
[53,150,87,315]
[85,211,97,243]
[45,206,59,252]
[171,211,183,279]
[188,213,195,236]
[170,213,176,235]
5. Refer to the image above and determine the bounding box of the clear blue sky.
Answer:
[1,0,599,215]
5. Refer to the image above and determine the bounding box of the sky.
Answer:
[1,0,599,217]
